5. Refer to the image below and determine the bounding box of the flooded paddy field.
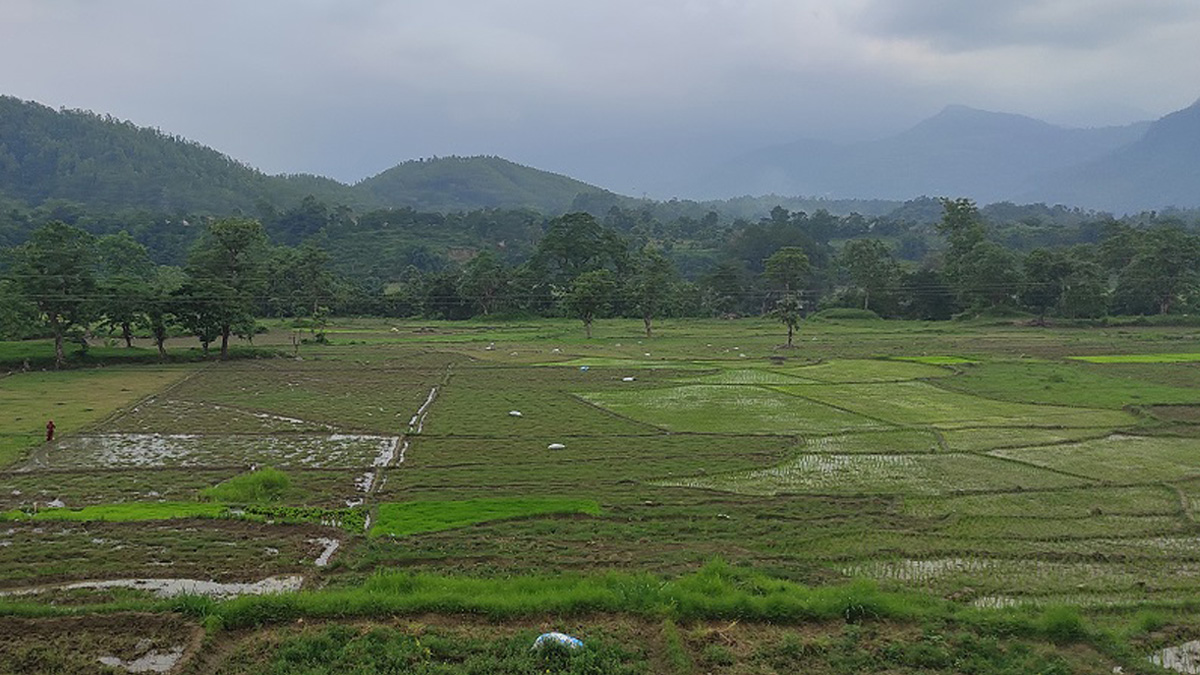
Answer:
[3,318,1200,673]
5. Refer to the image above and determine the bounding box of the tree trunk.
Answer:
[50,313,65,369]
[156,336,167,361]
[584,318,593,339]
[863,290,870,311]
[122,322,133,348]
[220,326,231,360]
[787,323,794,348]
[643,314,652,338]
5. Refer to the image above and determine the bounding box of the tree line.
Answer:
[3,197,1200,367]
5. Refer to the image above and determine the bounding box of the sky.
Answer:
[2,0,1198,197]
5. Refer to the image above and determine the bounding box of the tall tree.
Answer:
[8,222,98,368]
[770,292,805,348]
[763,247,811,293]
[97,231,154,347]
[1021,248,1073,324]
[1113,227,1200,315]
[629,247,678,337]
[565,269,616,338]
[458,250,509,316]
[186,218,268,359]
[838,239,897,312]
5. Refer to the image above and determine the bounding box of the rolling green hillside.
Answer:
[0,96,618,216]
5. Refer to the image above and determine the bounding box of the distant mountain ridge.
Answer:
[693,105,1153,206]
[1,93,1198,216]
[1026,99,1200,212]
[0,96,618,215]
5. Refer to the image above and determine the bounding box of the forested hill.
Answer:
[0,96,619,216]
[359,156,621,214]
[0,96,364,213]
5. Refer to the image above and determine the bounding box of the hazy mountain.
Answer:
[0,96,617,216]
[693,105,1150,203]
[1027,99,1200,213]
[357,155,619,214]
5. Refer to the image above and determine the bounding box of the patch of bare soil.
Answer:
[0,613,202,675]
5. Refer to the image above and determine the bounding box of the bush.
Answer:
[200,467,290,503]
[810,308,883,321]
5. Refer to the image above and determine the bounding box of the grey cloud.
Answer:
[856,0,1200,51]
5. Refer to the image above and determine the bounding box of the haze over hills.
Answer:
[1026,99,1200,212]
[1,93,1198,216]
[691,105,1153,206]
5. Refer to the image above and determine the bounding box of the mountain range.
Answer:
[0,94,1198,215]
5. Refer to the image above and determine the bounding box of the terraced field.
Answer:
[2,317,1200,673]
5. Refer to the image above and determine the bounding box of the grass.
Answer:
[785,381,1136,429]
[1070,352,1200,363]
[6,317,1200,672]
[783,359,953,383]
[991,434,1200,482]
[583,384,887,434]
[656,452,1086,496]
[938,359,1200,409]
[902,485,1179,519]
[1,500,228,522]
[201,468,291,503]
[369,498,603,537]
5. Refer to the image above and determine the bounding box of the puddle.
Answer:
[1152,641,1200,674]
[313,538,340,567]
[98,647,184,673]
[40,433,400,468]
[408,387,438,434]
[0,575,303,599]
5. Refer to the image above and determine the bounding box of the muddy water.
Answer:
[0,574,303,599]
[98,647,185,673]
[313,538,340,567]
[1151,641,1200,674]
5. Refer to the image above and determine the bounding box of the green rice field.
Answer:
[2,316,1200,673]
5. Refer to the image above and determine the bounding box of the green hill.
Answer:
[356,155,619,213]
[0,96,365,213]
[0,96,620,216]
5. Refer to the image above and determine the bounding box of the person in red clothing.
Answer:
[45,419,55,442]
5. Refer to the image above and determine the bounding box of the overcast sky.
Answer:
[2,0,1198,197]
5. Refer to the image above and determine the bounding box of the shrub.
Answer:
[200,467,290,503]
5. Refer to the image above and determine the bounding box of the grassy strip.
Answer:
[369,498,602,537]
[0,501,227,521]
[172,561,942,630]
[0,340,285,368]
[890,355,979,365]
[1069,353,1200,364]
[0,500,365,531]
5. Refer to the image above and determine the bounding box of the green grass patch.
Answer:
[938,359,1200,409]
[201,467,291,503]
[1069,353,1200,364]
[784,359,953,383]
[940,427,1111,452]
[1,501,227,522]
[903,485,1179,519]
[583,385,886,434]
[656,453,1085,496]
[992,434,1200,482]
[183,560,942,630]
[891,355,980,365]
[786,381,1135,429]
[370,498,602,537]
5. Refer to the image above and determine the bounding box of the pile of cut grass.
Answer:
[201,467,290,503]
[369,497,602,537]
